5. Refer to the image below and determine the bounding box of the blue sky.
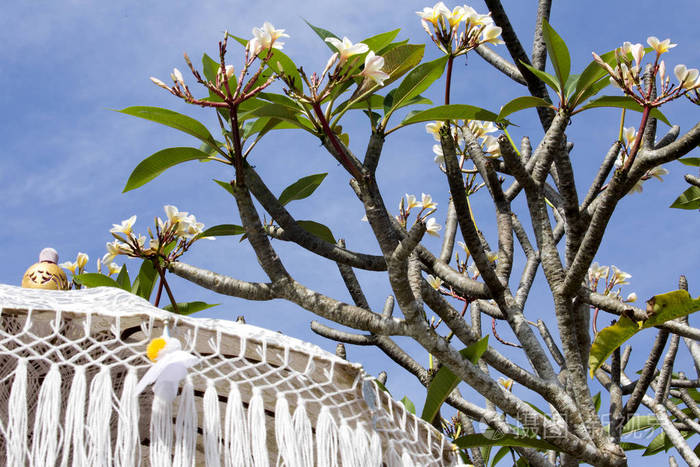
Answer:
[1,0,699,461]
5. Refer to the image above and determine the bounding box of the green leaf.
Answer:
[362,29,401,54]
[400,396,416,415]
[385,56,448,120]
[520,62,561,93]
[74,273,122,289]
[133,260,157,300]
[573,76,611,107]
[117,106,215,144]
[201,53,220,83]
[261,49,302,92]
[578,96,671,126]
[123,147,212,192]
[213,178,235,196]
[453,433,558,451]
[198,224,244,238]
[490,446,511,467]
[303,20,338,51]
[643,290,700,329]
[670,186,700,210]
[679,157,700,167]
[497,96,552,121]
[622,415,659,435]
[163,301,219,315]
[240,103,314,131]
[402,104,500,125]
[421,336,489,423]
[278,173,328,206]
[619,442,647,451]
[115,265,131,291]
[589,290,700,376]
[380,44,425,88]
[542,20,571,90]
[593,392,602,413]
[296,220,335,244]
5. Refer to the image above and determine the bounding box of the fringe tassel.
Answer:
[338,423,356,467]
[61,366,87,467]
[274,394,295,466]
[203,380,222,466]
[292,399,313,467]
[315,406,338,467]
[86,367,113,466]
[173,376,197,467]
[150,394,173,467]
[31,362,61,467]
[401,450,415,467]
[248,388,269,467]
[368,430,382,467]
[7,359,27,467]
[353,427,371,467]
[224,381,250,467]
[115,369,139,467]
[385,446,402,467]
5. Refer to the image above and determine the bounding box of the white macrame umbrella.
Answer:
[0,284,459,466]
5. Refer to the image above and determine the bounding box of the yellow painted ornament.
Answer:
[21,248,69,290]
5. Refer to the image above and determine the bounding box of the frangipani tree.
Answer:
[70,1,700,465]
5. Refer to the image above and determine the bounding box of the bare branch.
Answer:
[474,45,526,84]
[335,238,371,310]
[168,261,275,300]
[623,329,669,422]
[531,0,552,71]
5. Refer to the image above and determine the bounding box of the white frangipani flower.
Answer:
[107,262,122,276]
[426,122,442,141]
[416,2,451,27]
[625,292,638,303]
[481,24,504,45]
[76,252,89,270]
[325,37,369,63]
[481,135,501,157]
[249,22,289,55]
[432,144,445,166]
[648,166,669,181]
[647,36,676,55]
[622,126,637,147]
[588,262,609,282]
[135,330,199,403]
[103,240,128,264]
[426,274,443,290]
[359,51,389,85]
[110,215,137,236]
[218,64,235,80]
[611,265,631,286]
[674,64,700,90]
[59,261,77,275]
[421,193,438,210]
[425,217,442,237]
[405,194,420,210]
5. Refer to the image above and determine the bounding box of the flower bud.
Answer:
[150,77,170,90]
[171,68,185,85]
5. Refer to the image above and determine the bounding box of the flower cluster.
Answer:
[397,193,442,237]
[429,120,500,168]
[417,2,503,56]
[593,36,700,108]
[588,262,636,303]
[104,205,210,265]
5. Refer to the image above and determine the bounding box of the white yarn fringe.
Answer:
[115,368,139,467]
[292,398,313,467]
[274,394,295,466]
[7,359,28,467]
[203,380,222,466]
[31,362,61,467]
[224,381,250,467]
[338,423,356,467]
[150,393,174,467]
[61,365,86,467]
[315,406,338,467]
[86,367,114,466]
[248,388,269,467]
[173,376,197,467]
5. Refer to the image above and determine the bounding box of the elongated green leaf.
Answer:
[400,396,416,415]
[622,415,659,435]
[380,44,425,88]
[679,157,700,167]
[589,290,700,376]
[362,29,400,54]
[278,173,328,206]
[497,96,552,121]
[262,49,302,92]
[402,104,500,125]
[133,260,157,300]
[642,430,695,456]
[74,273,122,289]
[620,442,647,451]
[213,179,234,197]
[297,220,335,244]
[123,147,211,192]
[117,106,215,143]
[454,433,558,451]
[643,290,700,329]
[163,301,219,315]
[240,103,314,131]
[303,20,338,50]
[542,20,570,89]
[202,53,220,83]
[198,224,244,238]
[243,117,297,140]
[490,446,511,467]
[421,336,489,423]
[578,96,670,125]
[520,62,560,93]
[593,392,602,413]
[670,185,700,210]
[115,266,131,291]
[573,76,611,107]
[386,56,447,120]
